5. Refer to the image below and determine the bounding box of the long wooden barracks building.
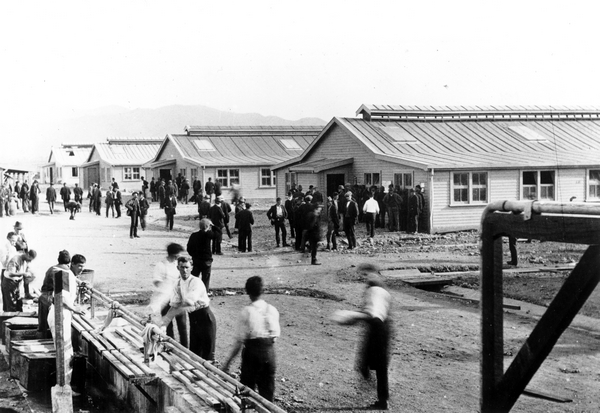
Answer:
[145,126,321,201]
[273,104,600,233]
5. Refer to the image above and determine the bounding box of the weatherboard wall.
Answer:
[429,168,591,233]
[151,138,278,200]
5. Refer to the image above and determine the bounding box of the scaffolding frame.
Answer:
[479,200,600,413]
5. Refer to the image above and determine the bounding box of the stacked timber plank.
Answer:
[10,339,56,391]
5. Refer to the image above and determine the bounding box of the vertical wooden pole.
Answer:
[51,270,73,413]
[480,223,505,412]
[54,271,65,387]
[495,245,600,411]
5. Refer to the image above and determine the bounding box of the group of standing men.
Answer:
[149,238,280,403]
[0,179,44,216]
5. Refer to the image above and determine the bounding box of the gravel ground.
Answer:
[1,199,599,413]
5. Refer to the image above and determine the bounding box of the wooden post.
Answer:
[480,223,505,412]
[494,245,600,411]
[51,270,73,413]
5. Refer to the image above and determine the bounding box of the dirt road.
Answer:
[2,200,599,412]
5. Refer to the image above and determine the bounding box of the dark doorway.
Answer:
[159,169,172,181]
[326,174,345,196]
[49,168,54,183]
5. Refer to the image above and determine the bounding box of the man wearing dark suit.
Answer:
[237,203,255,252]
[326,192,340,250]
[267,197,288,248]
[114,188,123,218]
[221,199,232,239]
[205,178,215,201]
[284,192,296,239]
[46,183,57,214]
[73,183,83,203]
[60,183,71,211]
[198,195,211,219]
[208,196,225,255]
[187,218,217,290]
[343,191,359,249]
[295,195,312,252]
[407,188,422,234]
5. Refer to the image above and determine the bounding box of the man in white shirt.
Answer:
[363,191,380,238]
[149,243,184,338]
[222,276,280,402]
[0,232,18,270]
[162,257,216,361]
[357,263,392,410]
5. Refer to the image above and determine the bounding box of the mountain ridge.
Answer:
[3,105,327,168]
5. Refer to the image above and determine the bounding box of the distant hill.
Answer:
[4,105,327,168]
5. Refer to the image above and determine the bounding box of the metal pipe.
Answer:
[75,281,286,413]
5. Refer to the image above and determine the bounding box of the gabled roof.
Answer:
[83,140,162,167]
[148,127,321,168]
[275,107,600,171]
[287,158,354,173]
[47,145,93,166]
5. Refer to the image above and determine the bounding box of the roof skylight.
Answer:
[508,125,549,142]
[280,139,302,150]
[377,126,418,143]
[193,140,215,151]
[111,146,125,155]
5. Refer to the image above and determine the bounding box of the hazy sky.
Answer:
[1,1,599,150]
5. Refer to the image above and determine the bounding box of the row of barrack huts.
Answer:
[42,105,600,233]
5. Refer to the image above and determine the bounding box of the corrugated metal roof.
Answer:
[91,142,161,166]
[287,158,354,173]
[356,104,600,121]
[163,127,320,167]
[106,137,164,143]
[184,126,323,135]
[49,146,93,166]
[337,117,600,170]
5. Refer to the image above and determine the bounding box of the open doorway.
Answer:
[326,173,345,196]
[159,169,172,181]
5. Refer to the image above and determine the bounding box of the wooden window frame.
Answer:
[216,168,240,188]
[450,171,489,206]
[587,169,600,201]
[124,166,141,181]
[260,168,276,188]
[520,170,555,201]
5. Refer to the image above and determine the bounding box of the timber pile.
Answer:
[9,339,56,391]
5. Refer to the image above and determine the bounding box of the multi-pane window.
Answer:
[72,167,78,177]
[393,172,413,189]
[522,170,554,200]
[453,173,469,203]
[364,173,380,187]
[472,172,487,202]
[217,169,239,188]
[451,171,488,204]
[179,168,186,177]
[191,168,198,181]
[589,170,600,200]
[261,168,276,187]
[124,167,140,181]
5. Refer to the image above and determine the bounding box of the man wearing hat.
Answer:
[13,222,28,252]
[208,196,225,255]
[266,197,288,248]
[46,182,57,214]
[198,195,211,219]
[343,192,359,249]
